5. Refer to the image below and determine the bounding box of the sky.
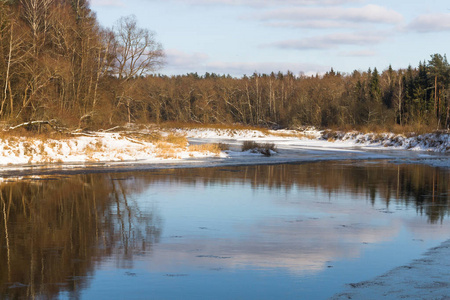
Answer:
[90,0,450,77]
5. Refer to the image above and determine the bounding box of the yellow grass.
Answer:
[329,123,438,136]
[270,131,316,139]
[164,133,188,147]
[158,121,270,135]
[126,131,163,143]
[155,141,181,159]
[188,143,222,155]
[241,141,277,156]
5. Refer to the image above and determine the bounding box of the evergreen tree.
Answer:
[427,53,450,126]
[369,67,381,103]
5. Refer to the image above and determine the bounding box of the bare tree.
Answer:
[113,15,165,81]
[0,6,29,119]
[111,15,165,123]
[20,0,53,53]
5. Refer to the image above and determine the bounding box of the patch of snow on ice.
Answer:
[331,239,450,299]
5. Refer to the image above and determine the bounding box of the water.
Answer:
[0,161,449,299]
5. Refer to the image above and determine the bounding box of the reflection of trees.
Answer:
[0,162,447,298]
[0,174,161,299]
[135,163,449,223]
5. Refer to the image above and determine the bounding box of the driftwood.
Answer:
[8,120,62,132]
[103,126,122,132]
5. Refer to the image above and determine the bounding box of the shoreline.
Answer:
[0,145,448,178]
[0,127,448,179]
[0,132,449,179]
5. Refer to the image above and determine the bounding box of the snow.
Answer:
[0,131,225,166]
[0,128,448,171]
[331,239,450,299]
[180,127,450,169]
[321,130,450,153]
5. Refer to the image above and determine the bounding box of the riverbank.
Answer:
[0,126,449,178]
[1,126,449,165]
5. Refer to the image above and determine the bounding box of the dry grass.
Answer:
[155,142,179,159]
[122,131,189,159]
[388,124,438,136]
[0,127,193,162]
[0,126,73,140]
[164,133,188,147]
[329,123,438,136]
[22,142,34,156]
[270,131,302,138]
[158,122,270,135]
[94,140,104,151]
[241,141,277,156]
[188,143,225,155]
[270,131,317,139]
[126,131,163,143]
[83,145,95,159]
[217,143,230,151]
[327,136,336,142]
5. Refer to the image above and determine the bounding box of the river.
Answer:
[1,161,449,299]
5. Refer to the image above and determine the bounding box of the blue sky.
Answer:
[91,0,450,77]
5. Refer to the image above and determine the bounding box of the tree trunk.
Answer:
[0,22,13,118]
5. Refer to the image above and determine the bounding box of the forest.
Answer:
[1,0,449,131]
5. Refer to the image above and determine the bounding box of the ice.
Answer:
[331,239,450,299]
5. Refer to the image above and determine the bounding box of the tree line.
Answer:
[127,57,449,130]
[1,0,449,130]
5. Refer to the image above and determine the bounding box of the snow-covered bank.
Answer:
[181,127,450,168]
[0,131,226,166]
[179,127,450,153]
[331,239,450,299]
[0,127,448,175]
[321,130,450,153]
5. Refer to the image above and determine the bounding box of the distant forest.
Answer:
[1,0,449,130]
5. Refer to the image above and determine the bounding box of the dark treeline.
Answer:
[1,1,449,130]
[132,61,449,130]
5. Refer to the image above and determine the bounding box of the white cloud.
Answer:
[408,13,450,33]
[139,213,402,275]
[266,20,360,29]
[143,0,360,6]
[268,32,386,50]
[256,4,403,26]
[91,0,125,7]
[339,50,377,57]
[163,49,329,76]
[204,61,330,76]
[165,49,210,71]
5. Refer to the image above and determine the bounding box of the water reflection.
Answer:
[134,162,449,223]
[162,162,450,223]
[0,175,161,299]
[0,161,449,299]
